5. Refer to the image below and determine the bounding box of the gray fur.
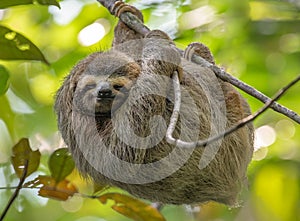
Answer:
[55,30,253,205]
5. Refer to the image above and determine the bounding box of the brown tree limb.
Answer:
[0,160,28,221]
[98,0,150,34]
[97,0,300,124]
[96,0,118,12]
[166,73,300,148]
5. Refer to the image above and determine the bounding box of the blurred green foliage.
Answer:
[0,0,299,220]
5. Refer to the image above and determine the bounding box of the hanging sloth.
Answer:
[55,2,254,205]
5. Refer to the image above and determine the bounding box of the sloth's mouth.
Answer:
[93,89,130,118]
[96,96,115,101]
[94,97,114,118]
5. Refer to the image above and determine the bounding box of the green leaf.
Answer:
[36,0,60,8]
[0,0,60,9]
[11,138,41,178]
[0,25,49,64]
[0,0,33,9]
[49,148,75,183]
[0,65,10,95]
[99,193,166,221]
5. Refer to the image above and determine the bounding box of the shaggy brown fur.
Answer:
[55,10,253,205]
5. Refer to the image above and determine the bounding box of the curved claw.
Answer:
[112,1,143,21]
[184,42,215,64]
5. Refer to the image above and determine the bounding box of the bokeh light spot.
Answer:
[253,147,268,161]
[278,141,297,160]
[254,125,276,150]
[275,119,295,140]
[78,23,106,46]
[61,194,83,212]
[279,33,300,54]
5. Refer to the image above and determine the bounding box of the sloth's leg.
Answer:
[143,30,183,81]
[111,1,144,46]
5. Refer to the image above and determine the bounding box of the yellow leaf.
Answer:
[25,175,78,201]
[99,193,166,221]
[93,182,108,194]
[24,175,55,188]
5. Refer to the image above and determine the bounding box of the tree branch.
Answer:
[96,0,300,124]
[97,0,150,34]
[0,160,28,221]
[194,56,300,124]
[166,73,300,148]
[166,71,181,146]
[96,0,118,12]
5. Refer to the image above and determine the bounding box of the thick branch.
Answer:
[97,0,118,12]
[97,0,149,35]
[97,0,300,124]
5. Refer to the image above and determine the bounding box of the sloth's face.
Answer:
[73,65,139,118]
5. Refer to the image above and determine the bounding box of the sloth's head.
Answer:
[72,51,141,118]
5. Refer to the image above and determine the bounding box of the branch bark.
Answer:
[167,73,300,148]
[194,56,300,124]
[96,0,300,124]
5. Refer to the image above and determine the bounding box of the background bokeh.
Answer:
[0,0,299,220]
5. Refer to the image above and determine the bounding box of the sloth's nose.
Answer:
[97,82,113,98]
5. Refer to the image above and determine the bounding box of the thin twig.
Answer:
[0,160,29,221]
[0,186,19,190]
[166,71,181,145]
[96,0,300,124]
[166,74,300,148]
[194,56,300,124]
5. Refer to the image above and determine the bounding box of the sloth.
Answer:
[55,4,254,206]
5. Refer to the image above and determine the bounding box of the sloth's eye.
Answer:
[113,85,123,91]
[85,84,96,90]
